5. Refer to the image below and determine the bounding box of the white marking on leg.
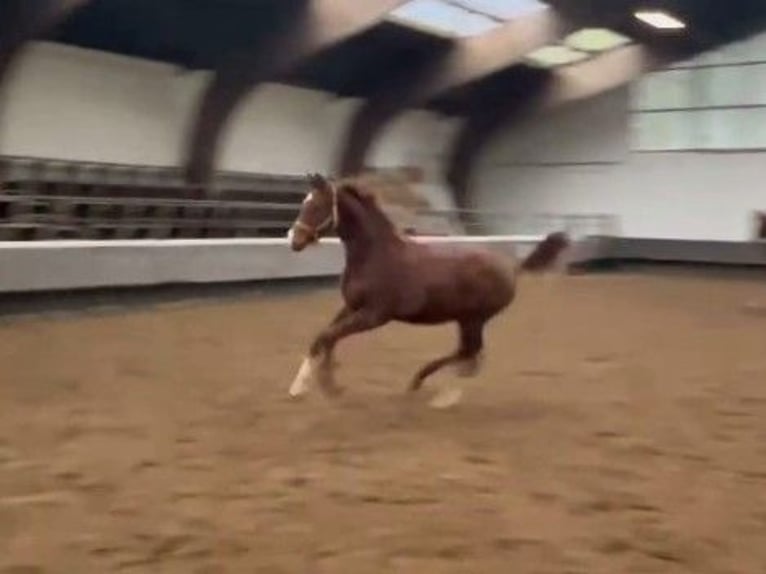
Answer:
[289,356,315,398]
[429,384,463,410]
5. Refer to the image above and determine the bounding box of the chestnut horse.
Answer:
[287,173,569,408]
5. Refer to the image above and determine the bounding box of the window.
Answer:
[631,31,766,151]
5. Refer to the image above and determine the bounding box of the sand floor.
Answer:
[1,272,766,573]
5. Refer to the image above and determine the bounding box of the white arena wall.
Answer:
[473,89,766,242]
[0,43,539,294]
[473,32,766,243]
[2,40,760,295]
[0,237,546,294]
[0,41,459,211]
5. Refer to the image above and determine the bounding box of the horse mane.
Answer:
[336,177,384,213]
[335,177,400,235]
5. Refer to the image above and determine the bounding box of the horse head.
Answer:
[288,173,398,252]
[287,173,338,252]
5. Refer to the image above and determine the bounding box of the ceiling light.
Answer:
[634,10,686,30]
[565,28,632,53]
[525,45,589,68]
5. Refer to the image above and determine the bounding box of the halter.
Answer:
[290,183,339,243]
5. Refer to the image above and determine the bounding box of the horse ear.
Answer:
[306,172,329,190]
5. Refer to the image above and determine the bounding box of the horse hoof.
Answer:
[288,374,311,398]
[288,381,309,399]
[429,387,463,410]
[288,357,315,398]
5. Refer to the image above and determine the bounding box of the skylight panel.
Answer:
[564,28,632,53]
[453,0,549,20]
[525,45,589,68]
[388,0,552,38]
[388,0,501,38]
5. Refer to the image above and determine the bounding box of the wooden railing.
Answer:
[0,156,620,242]
[0,156,308,240]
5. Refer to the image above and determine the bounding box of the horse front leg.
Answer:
[409,319,485,409]
[289,306,350,398]
[310,309,388,397]
[290,308,387,398]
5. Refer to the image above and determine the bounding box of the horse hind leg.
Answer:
[454,351,483,377]
[410,320,485,409]
[409,353,461,394]
[432,320,484,409]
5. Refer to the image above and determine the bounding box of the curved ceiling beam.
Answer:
[442,2,735,210]
[0,0,91,89]
[445,69,552,213]
[444,42,688,213]
[541,44,661,109]
[184,0,407,186]
[337,8,568,176]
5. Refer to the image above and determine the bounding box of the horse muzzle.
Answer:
[287,226,314,252]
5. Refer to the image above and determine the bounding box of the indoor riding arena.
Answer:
[2,2,766,573]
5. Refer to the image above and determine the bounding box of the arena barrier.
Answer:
[571,236,766,268]
[0,235,546,294]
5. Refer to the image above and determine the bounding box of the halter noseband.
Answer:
[291,183,339,243]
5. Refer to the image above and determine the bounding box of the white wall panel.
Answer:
[632,68,694,110]
[483,87,629,165]
[700,108,766,149]
[0,42,190,165]
[475,89,766,241]
[219,83,333,175]
[704,63,766,107]
[632,31,766,151]
[631,111,704,151]
[0,42,455,210]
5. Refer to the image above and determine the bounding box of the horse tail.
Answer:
[519,231,570,273]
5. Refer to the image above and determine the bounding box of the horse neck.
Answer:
[336,191,400,264]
